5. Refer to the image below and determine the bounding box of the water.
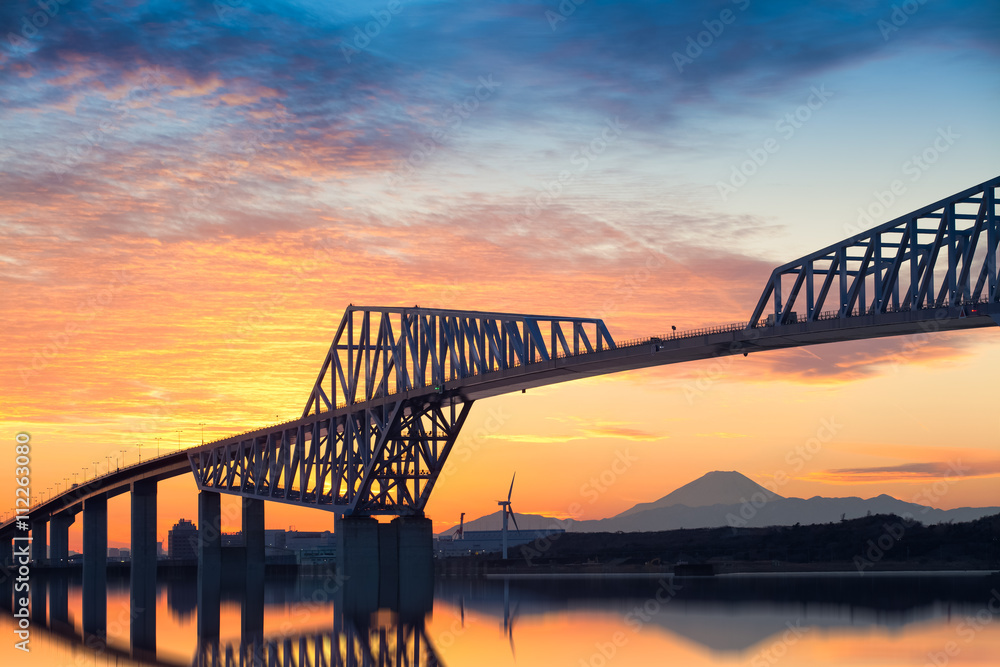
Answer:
[3,570,999,666]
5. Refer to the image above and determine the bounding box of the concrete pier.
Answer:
[49,573,70,630]
[31,516,47,565]
[197,491,221,641]
[131,480,157,657]
[335,514,434,618]
[82,494,107,637]
[49,512,75,567]
[395,516,433,619]
[0,536,11,612]
[335,516,379,614]
[241,497,264,642]
[30,572,46,624]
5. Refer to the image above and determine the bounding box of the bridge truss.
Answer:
[189,311,615,515]
[750,176,999,327]
[186,175,1000,518]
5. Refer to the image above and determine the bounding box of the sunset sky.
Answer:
[2,0,999,550]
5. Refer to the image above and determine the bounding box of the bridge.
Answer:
[2,175,998,649]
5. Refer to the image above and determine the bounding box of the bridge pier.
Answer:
[50,572,71,631]
[49,511,76,567]
[395,516,433,619]
[335,514,434,618]
[30,570,45,624]
[31,515,47,565]
[335,516,379,614]
[130,480,157,657]
[241,497,265,642]
[0,536,11,611]
[197,490,221,641]
[83,493,107,637]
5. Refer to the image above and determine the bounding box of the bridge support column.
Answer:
[241,497,264,643]
[50,512,75,567]
[83,494,108,638]
[130,480,157,657]
[30,574,46,624]
[0,536,11,611]
[197,491,221,641]
[335,516,379,614]
[31,516,47,565]
[50,572,70,630]
[394,516,433,619]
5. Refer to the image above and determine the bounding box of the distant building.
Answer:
[168,519,198,560]
[222,532,245,547]
[107,547,130,562]
[435,529,565,557]
[265,529,286,549]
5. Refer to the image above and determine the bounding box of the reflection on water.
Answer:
[2,570,999,666]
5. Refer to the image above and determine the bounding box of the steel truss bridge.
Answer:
[5,175,1000,527]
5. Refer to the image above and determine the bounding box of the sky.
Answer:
[1,0,999,550]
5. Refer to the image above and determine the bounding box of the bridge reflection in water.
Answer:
[195,619,441,667]
[2,567,441,667]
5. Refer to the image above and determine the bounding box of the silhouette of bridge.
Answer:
[2,175,998,649]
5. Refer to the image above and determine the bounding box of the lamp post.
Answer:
[198,422,205,445]
[155,437,162,458]
[176,430,183,452]
[121,448,127,468]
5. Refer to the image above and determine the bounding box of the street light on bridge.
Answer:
[199,422,205,445]
[155,437,162,457]
[176,430,183,452]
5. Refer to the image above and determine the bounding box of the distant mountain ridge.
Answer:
[437,471,1000,536]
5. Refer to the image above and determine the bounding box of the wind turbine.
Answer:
[498,473,520,559]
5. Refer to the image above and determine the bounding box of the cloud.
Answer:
[806,461,1000,484]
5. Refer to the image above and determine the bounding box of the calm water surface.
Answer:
[3,571,999,666]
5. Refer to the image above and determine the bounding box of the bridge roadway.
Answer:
[2,301,999,543]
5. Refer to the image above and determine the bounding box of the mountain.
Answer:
[438,471,1000,536]
[616,470,781,517]
[437,510,563,536]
